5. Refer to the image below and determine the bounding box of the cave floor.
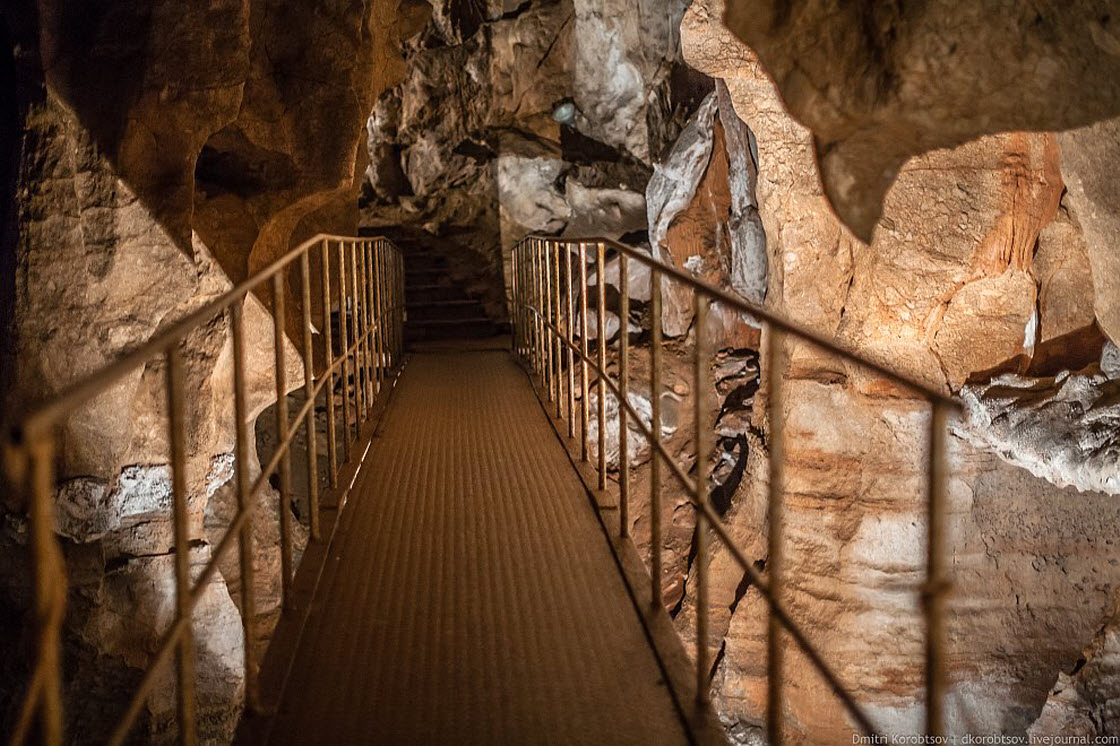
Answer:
[264,346,689,745]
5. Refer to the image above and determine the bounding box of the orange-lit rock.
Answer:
[682,0,1120,741]
[1,0,408,739]
[720,0,1120,241]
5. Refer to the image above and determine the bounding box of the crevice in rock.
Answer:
[452,138,496,163]
[709,433,747,516]
[709,636,727,682]
[534,12,572,71]
[104,539,208,574]
[499,0,533,21]
[716,380,759,425]
[729,558,765,617]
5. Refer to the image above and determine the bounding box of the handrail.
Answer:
[10,233,402,443]
[511,234,956,743]
[4,234,407,745]
[539,234,959,409]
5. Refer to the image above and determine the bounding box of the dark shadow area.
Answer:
[0,12,22,409]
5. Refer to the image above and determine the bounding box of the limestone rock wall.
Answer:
[0,1,406,739]
[720,0,1120,242]
[679,0,1120,741]
[361,0,706,314]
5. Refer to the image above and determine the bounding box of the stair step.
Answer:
[402,252,447,267]
[407,300,486,321]
[405,268,446,284]
[406,317,499,341]
[405,284,468,304]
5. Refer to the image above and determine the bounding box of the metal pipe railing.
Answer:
[511,234,959,741]
[4,234,406,745]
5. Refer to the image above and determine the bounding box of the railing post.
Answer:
[381,242,389,371]
[524,243,530,363]
[694,294,711,706]
[374,240,385,379]
[520,244,527,361]
[926,401,949,738]
[358,242,370,408]
[766,323,786,745]
[523,244,530,362]
[553,241,563,419]
[511,244,518,355]
[399,249,404,357]
[166,344,198,745]
[517,244,525,359]
[348,242,364,421]
[579,242,589,463]
[230,298,260,712]
[299,251,321,541]
[535,239,544,381]
[618,253,630,537]
[516,243,523,359]
[271,273,294,610]
[370,242,382,395]
[528,242,535,370]
[596,241,607,490]
[565,243,575,438]
[517,242,524,359]
[358,240,371,401]
[320,240,339,487]
[337,241,352,457]
[361,241,373,404]
[351,242,363,428]
[398,249,406,359]
[650,266,663,608]
[29,435,64,746]
[545,239,555,403]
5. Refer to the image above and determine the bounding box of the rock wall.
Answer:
[0,1,406,739]
[679,0,1120,741]
[720,0,1120,242]
[361,0,705,314]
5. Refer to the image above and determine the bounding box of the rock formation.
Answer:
[4,0,1120,742]
[679,0,1120,740]
[361,0,705,315]
[720,0,1120,241]
[1030,590,1120,739]
[0,0,407,739]
[646,83,766,343]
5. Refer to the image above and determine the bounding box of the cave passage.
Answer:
[261,346,688,745]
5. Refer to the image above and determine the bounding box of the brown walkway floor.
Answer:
[267,348,689,745]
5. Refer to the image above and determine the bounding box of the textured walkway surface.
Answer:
[268,349,688,745]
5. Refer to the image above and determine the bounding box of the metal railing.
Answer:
[510,235,961,743]
[3,234,405,745]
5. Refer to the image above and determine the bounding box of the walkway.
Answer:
[265,347,689,745]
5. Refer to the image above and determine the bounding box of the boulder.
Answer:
[721,0,1120,240]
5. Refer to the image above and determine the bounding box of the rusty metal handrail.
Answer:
[511,235,957,742]
[5,234,407,745]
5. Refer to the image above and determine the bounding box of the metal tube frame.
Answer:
[272,272,294,610]
[337,240,352,459]
[5,233,407,746]
[565,246,575,439]
[321,240,339,487]
[579,243,590,463]
[166,344,198,746]
[694,294,710,706]
[595,242,607,490]
[618,253,630,537]
[766,323,786,743]
[650,267,664,609]
[553,243,563,420]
